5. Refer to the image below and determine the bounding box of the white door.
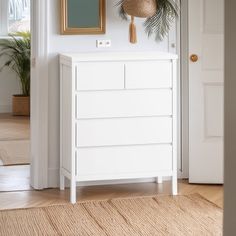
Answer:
[188,0,224,183]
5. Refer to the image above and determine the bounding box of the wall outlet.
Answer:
[105,40,111,48]
[96,40,105,48]
[96,39,111,48]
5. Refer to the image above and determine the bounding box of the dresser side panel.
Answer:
[60,63,73,174]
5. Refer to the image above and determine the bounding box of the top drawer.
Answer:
[76,62,124,91]
[125,61,172,89]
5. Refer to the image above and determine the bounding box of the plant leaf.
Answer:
[0,32,31,96]
[116,0,180,42]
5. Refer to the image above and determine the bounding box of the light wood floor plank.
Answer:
[0,180,223,210]
[0,165,31,191]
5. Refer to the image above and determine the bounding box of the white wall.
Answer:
[224,0,236,234]
[47,0,177,186]
[0,58,21,113]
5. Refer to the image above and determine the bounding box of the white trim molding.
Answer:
[177,0,189,179]
[0,0,9,35]
[180,0,189,179]
[30,0,49,189]
[169,0,188,179]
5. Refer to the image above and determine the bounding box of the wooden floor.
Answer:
[0,165,31,191]
[0,180,223,210]
[0,113,31,192]
[0,113,30,167]
[0,113,30,141]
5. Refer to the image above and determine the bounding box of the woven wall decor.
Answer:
[123,0,157,18]
[117,0,179,43]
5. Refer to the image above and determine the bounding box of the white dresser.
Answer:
[60,52,178,203]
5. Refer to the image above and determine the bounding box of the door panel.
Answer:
[204,84,224,138]
[189,0,224,183]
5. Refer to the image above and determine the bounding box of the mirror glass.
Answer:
[67,0,99,28]
[61,0,106,35]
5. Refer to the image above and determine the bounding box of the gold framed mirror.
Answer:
[61,0,106,35]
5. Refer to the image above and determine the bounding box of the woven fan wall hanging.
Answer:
[117,0,179,43]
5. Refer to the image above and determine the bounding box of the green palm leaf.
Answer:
[0,32,30,96]
[116,0,128,20]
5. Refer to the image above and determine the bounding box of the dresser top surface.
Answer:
[60,51,178,63]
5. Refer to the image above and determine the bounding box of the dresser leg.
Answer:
[156,176,163,184]
[70,180,77,204]
[172,175,178,195]
[60,174,65,190]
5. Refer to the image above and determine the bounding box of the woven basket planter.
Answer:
[121,0,157,43]
[12,95,30,116]
[117,0,179,42]
[123,0,157,18]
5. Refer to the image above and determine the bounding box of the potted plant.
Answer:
[0,31,31,116]
[117,0,179,43]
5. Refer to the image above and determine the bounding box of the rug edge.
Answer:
[0,193,222,213]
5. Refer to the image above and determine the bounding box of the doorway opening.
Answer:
[0,0,31,191]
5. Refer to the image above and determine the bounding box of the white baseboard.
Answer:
[48,168,172,189]
[0,105,11,113]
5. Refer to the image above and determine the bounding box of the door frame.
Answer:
[30,0,49,189]
[177,0,189,179]
[167,0,189,179]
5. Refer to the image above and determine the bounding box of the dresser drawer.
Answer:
[125,61,172,89]
[76,145,172,179]
[76,62,124,91]
[76,89,172,119]
[76,117,172,147]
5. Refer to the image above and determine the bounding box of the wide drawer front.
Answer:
[76,145,172,178]
[76,62,124,91]
[76,90,172,119]
[76,117,172,147]
[125,61,172,89]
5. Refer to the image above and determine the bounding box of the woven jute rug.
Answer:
[0,116,30,166]
[0,140,30,166]
[0,194,222,236]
